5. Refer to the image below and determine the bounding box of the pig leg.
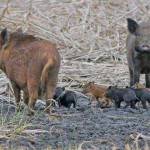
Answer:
[45,86,55,113]
[129,67,134,86]
[133,69,140,86]
[130,101,138,109]
[73,101,76,108]
[129,67,140,86]
[141,99,148,110]
[23,89,29,105]
[145,74,150,88]
[11,82,21,109]
[28,79,39,115]
[45,79,57,113]
[88,95,95,105]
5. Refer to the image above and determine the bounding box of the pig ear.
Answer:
[1,28,10,46]
[16,28,23,33]
[127,18,138,34]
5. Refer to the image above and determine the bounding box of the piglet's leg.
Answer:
[96,98,101,107]
[115,101,121,108]
[102,97,109,106]
[88,95,95,105]
[141,99,148,110]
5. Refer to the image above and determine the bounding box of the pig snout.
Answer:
[142,45,150,51]
[104,92,109,97]
[135,45,150,52]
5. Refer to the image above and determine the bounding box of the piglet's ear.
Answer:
[127,18,138,34]
[62,87,65,91]
[108,86,111,90]
[89,81,94,87]
[1,28,10,46]
[92,81,94,84]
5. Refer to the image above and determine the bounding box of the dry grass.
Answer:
[0,0,150,88]
[0,0,150,149]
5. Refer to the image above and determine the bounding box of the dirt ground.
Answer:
[0,95,150,150]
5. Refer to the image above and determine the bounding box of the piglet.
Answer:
[54,87,77,108]
[104,86,138,109]
[127,86,150,109]
[82,82,110,107]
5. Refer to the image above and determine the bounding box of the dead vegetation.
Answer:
[0,0,150,149]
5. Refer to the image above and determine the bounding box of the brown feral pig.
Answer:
[0,28,61,115]
[82,82,110,107]
[104,86,138,109]
[126,18,150,87]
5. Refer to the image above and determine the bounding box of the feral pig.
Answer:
[82,82,110,107]
[54,87,77,108]
[126,18,150,87]
[127,86,150,109]
[104,86,138,109]
[0,28,61,115]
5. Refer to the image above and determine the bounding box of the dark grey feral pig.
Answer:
[127,87,150,109]
[126,18,150,87]
[104,86,138,109]
[53,87,77,108]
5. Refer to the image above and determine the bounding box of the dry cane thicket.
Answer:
[0,0,150,91]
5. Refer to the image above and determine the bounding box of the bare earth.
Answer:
[0,97,150,150]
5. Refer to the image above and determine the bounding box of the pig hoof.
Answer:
[143,106,148,110]
[27,109,35,116]
[27,111,34,116]
[16,105,22,112]
[46,109,50,114]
